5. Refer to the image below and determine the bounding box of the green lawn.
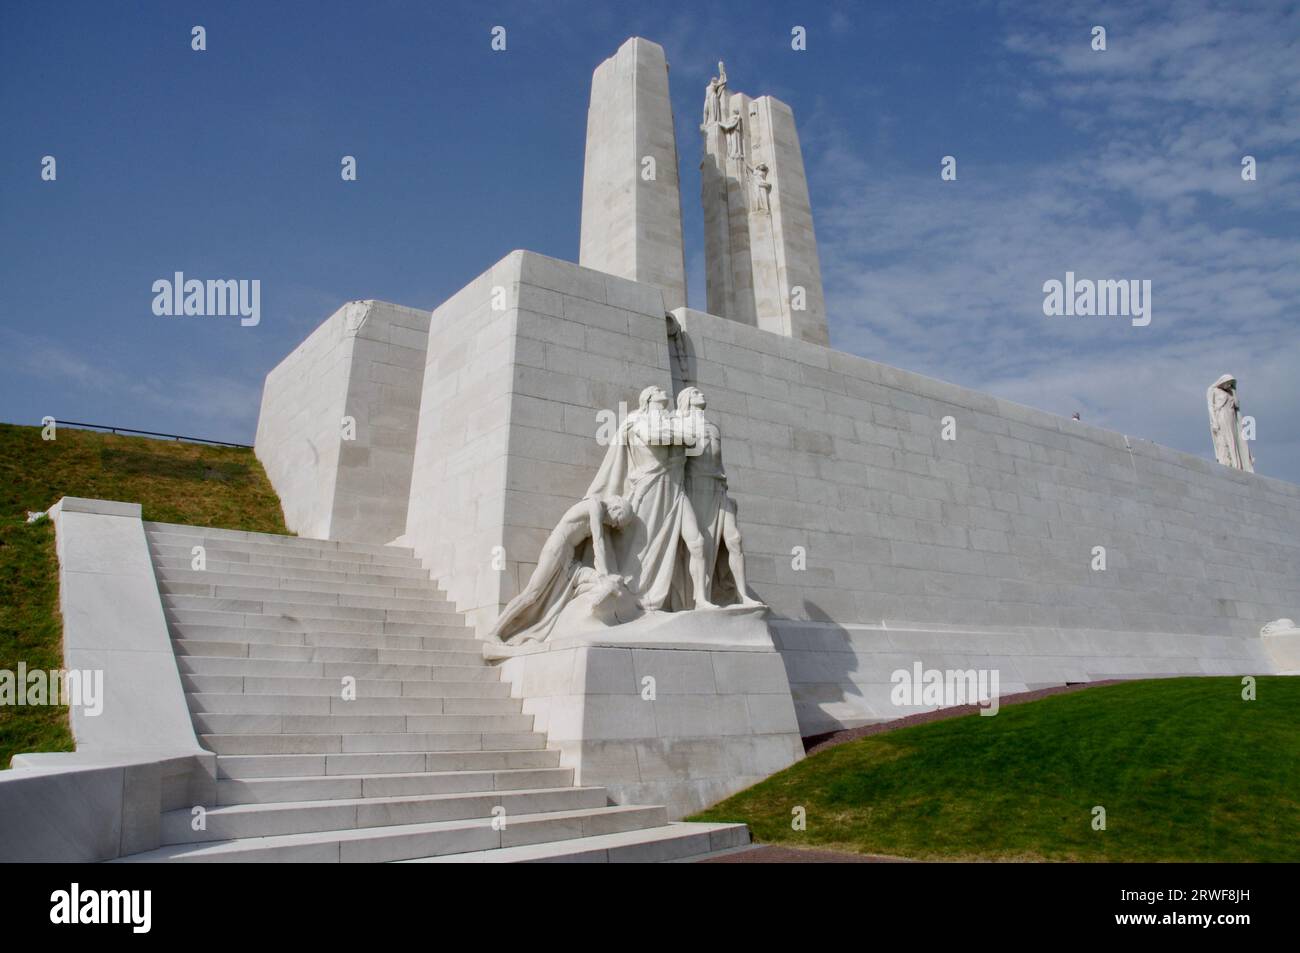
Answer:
[691,677,1300,862]
[0,422,289,767]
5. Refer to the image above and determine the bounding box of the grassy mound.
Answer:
[691,677,1299,862]
[0,422,289,767]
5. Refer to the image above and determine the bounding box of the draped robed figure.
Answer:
[585,385,715,612]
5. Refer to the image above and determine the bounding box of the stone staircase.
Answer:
[118,522,748,862]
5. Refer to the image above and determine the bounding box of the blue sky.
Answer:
[2,0,1297,481]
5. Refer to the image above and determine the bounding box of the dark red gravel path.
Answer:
[699,845,912,863]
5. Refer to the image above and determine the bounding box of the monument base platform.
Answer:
[494,609,804,819]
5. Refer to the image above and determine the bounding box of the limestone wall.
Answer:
[670,307,1299,729]
[405,257,521,630]
[255,299,428,543]
[405,251,673,633]
[262,254,1299,736]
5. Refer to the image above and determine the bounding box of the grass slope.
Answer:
[0,422,289,767]
[691,677,1299,862]
[0,516,70,765]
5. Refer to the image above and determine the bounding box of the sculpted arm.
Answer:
[633,412,693,448]
[588,497,612,576]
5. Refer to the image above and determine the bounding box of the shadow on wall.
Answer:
[768,599,867,740]
[669,317,869,735]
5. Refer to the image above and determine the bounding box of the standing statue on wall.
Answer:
[703,77,720,126]
[749,162,771,212]
[720,110,744,159]
[703,62,727,127]
[1207,374,1255,472]
[677,387,762,607]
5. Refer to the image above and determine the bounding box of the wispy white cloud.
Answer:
[810,0,1300,480]
[1,328,261,435]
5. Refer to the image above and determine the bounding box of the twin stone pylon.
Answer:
[578,37,829,346]
[578,37,688,313]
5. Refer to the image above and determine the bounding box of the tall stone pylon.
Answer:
[701,64,829,346]
[579,37,687,313]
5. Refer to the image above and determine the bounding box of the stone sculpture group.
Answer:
[490,385,760,647]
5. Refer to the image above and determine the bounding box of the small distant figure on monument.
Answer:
[703,61,727,127]
[1207,374,1254,472]
[703,78,720,126]
[749,162,771,213]
[1071,411,1081,422]
[721,110,744,159]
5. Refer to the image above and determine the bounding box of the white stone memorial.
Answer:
[8,35,1299,862]
[245,37,1300,815]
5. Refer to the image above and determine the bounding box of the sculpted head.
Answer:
[639,385,669,412]
[1213,373,1237,393]
[602,495,633,528]
[676,386,706,413]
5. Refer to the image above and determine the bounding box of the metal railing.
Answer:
[53,420,253,449]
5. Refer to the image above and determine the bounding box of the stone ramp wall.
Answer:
[255,253,1298,735]
[255,300,428,544]
[773,620,1273,734]
[671,306,1299,730]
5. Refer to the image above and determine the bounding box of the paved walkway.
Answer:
[699,845,913,863]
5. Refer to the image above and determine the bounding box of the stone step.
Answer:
[135,521,711,865]
[116,805,671,863]
[191,711,534,736]
[148,540,418,574]
[146,529,419,566]
[170,625,479,653]
[215,748,561,780]
[199,730,547,755]
[173,639,482,668]
[156,570,446,602]
[164,597,464,627]
[187,693,521,716]
[162,787,608,844]
[152,557,433,587]
[166,608,468,637]
[180,673,511,698]
[177,655,496,682]
[217,766,576,804]
[160,582,453,613]
[150,550,432,582]
[145,522,415,559]
[406,821,751,863]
